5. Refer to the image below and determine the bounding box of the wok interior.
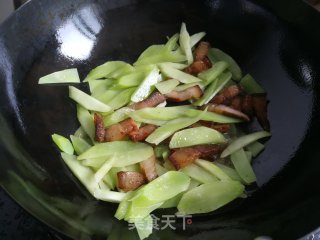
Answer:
[0,0,319,239]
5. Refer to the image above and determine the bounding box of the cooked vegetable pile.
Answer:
[40,23,271,239]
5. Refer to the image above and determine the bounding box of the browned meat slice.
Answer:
[230,96,243,111]
[129,124,157,142]
[105,118,138,142]
[194,41,211,61]
[206,103,250,122]
[117,171,146,192]
[194,144,225,159]
[184,58,212,75]
[129,92,166,110]
[94,113,105,142]
[191,121,231,133]
[242,95,254,116]
[252,93,270,131]
[169,144,225,170]
[140,155,158,182]
[211,85,242,104]
[211,124,231,133]
[165,86,203,102]
[169,148,201,170]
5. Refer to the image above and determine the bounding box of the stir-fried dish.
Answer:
[39,23,271,239]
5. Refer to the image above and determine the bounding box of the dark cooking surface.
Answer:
[0,0,320,239]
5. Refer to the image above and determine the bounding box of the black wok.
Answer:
[1,0,320,239]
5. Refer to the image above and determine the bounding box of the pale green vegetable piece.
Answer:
[69,86,112,113]
[131,68,162,102]
[159,64,202,84]
[146,114,203,145]
[240,74,265,94]
[128,115,167,126]
[195,159,231,181]
[198,61,229,85]
[94,155,115,183]
[73,127,87,138]
[179,22,193,64]
[103,107,134,127]
[52,134,74,155]
[134,171,190,202]
[169,127,226,148]
[215,163,243,182]
[89,79,115,97]
[245,141,265,157]
[190,32,206,48]
[157,62,188,70]
[230,148,256,184]
[115,191,136,220]
[103,172,116,190]
[178,180,245,214]
[82,157,107,169]
[38,68,80,84]
[108,64,135,79]
[128,105,193,121]
[209,48,242,80]
[245,151,253,163]
[134,45,186,66]
[94,89,121,104]
[61,153,98,195]
[84,61,128,81]
[174,82,203,92]
[93,189,126,203]
[155,79,180,94]
[180,164,218,184]
[184,109,242,123]
[125,172,190,220]
[221,131,271,158]
[105,87,135,110]
[194,72,232,106]
[135,215,153,240]
[70,135,91,155]
[155,163,168,176]
[154,145,170,158]
[78,142,154,168]
[76,105,95,142]
[116,71,146,88]
[160,179,201,208]
[165,33,179,51]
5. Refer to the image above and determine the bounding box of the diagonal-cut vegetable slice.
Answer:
[60,153,98,195]
[208,48,242,80]
[131,68,162,102]
[194,72,232,106]
[146,114,203,145]
[169,127,226,148]
[38,68,80,84]
[177,180,244,214]
[94,155,115,183]
[190,32,206,48]
[77,141,154,168]
[221,131,271,158]
[195,159,231,181]
[52,134,74,155]
[180,164,218,183]
[198,61,229,86]
[155,79,180,94]
[230,148,256,184]
[76,105,95,142]
[70,135,91,155]
[69,86,112,113]
[84,61,128,81]
[159,64,202,84]
[179,23,193,64]
[240,74,265,94]
[184,109,242,123]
